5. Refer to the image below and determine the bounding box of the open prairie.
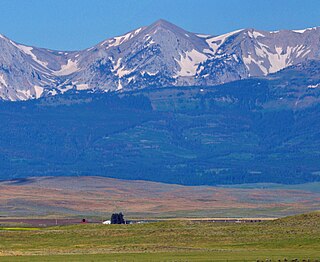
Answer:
[0,212,319,261]
[0,177,319,219]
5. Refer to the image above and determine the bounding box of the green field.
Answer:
[0,212,319,261]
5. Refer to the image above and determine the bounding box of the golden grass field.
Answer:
[0,176,319,219]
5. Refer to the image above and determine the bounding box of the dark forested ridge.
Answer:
[1,62,320,185]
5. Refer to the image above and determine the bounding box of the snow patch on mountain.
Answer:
[76,83,90,90]
[293,27,318,33]
[0,74,7,87]
[117,66,134,78]
[17,89,31,100]
[117,79,123,90]
[34,85,44,98]
[53,59,79,76]
[308,83,320,88]
[10,41,49,69]
[268,46,293,73]
[243,43,298,75]
[141,70,158,76]
[243,54,268,75]
[247,30,265,38]
[101,27,144,48]
[59,84,74,94]
[196,34,211,38]
[175,49,208,76]
[205,29,243,55]
[112,58,135,78]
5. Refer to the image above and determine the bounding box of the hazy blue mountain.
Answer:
[0,20,320,101]
[1,61,320,185]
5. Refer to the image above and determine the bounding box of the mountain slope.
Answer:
[1,62,320,185]
[0,34,74,100]
[0,21,320,101]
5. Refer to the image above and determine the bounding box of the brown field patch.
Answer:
[0,176,319,218]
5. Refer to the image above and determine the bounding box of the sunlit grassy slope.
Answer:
[1,176,319,218]
[0,212,319,261]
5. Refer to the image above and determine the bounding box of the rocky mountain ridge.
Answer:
[0,19,319,101]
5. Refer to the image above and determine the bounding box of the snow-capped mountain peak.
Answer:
[1,20,320,101]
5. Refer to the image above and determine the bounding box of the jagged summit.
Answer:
[151,19,174,27]
[0,21,320,101]
[142,18,197,42]
[148,19,183,30]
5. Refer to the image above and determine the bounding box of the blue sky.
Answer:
[1,0,320,51]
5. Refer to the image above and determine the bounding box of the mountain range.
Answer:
[1,58,320,185]
[1,19,320,101]
[1,20,320,186]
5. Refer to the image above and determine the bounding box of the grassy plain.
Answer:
[0,212,319,261]
[1,177,319,218]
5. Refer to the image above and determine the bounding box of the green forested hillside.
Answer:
[1,63,320,185]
